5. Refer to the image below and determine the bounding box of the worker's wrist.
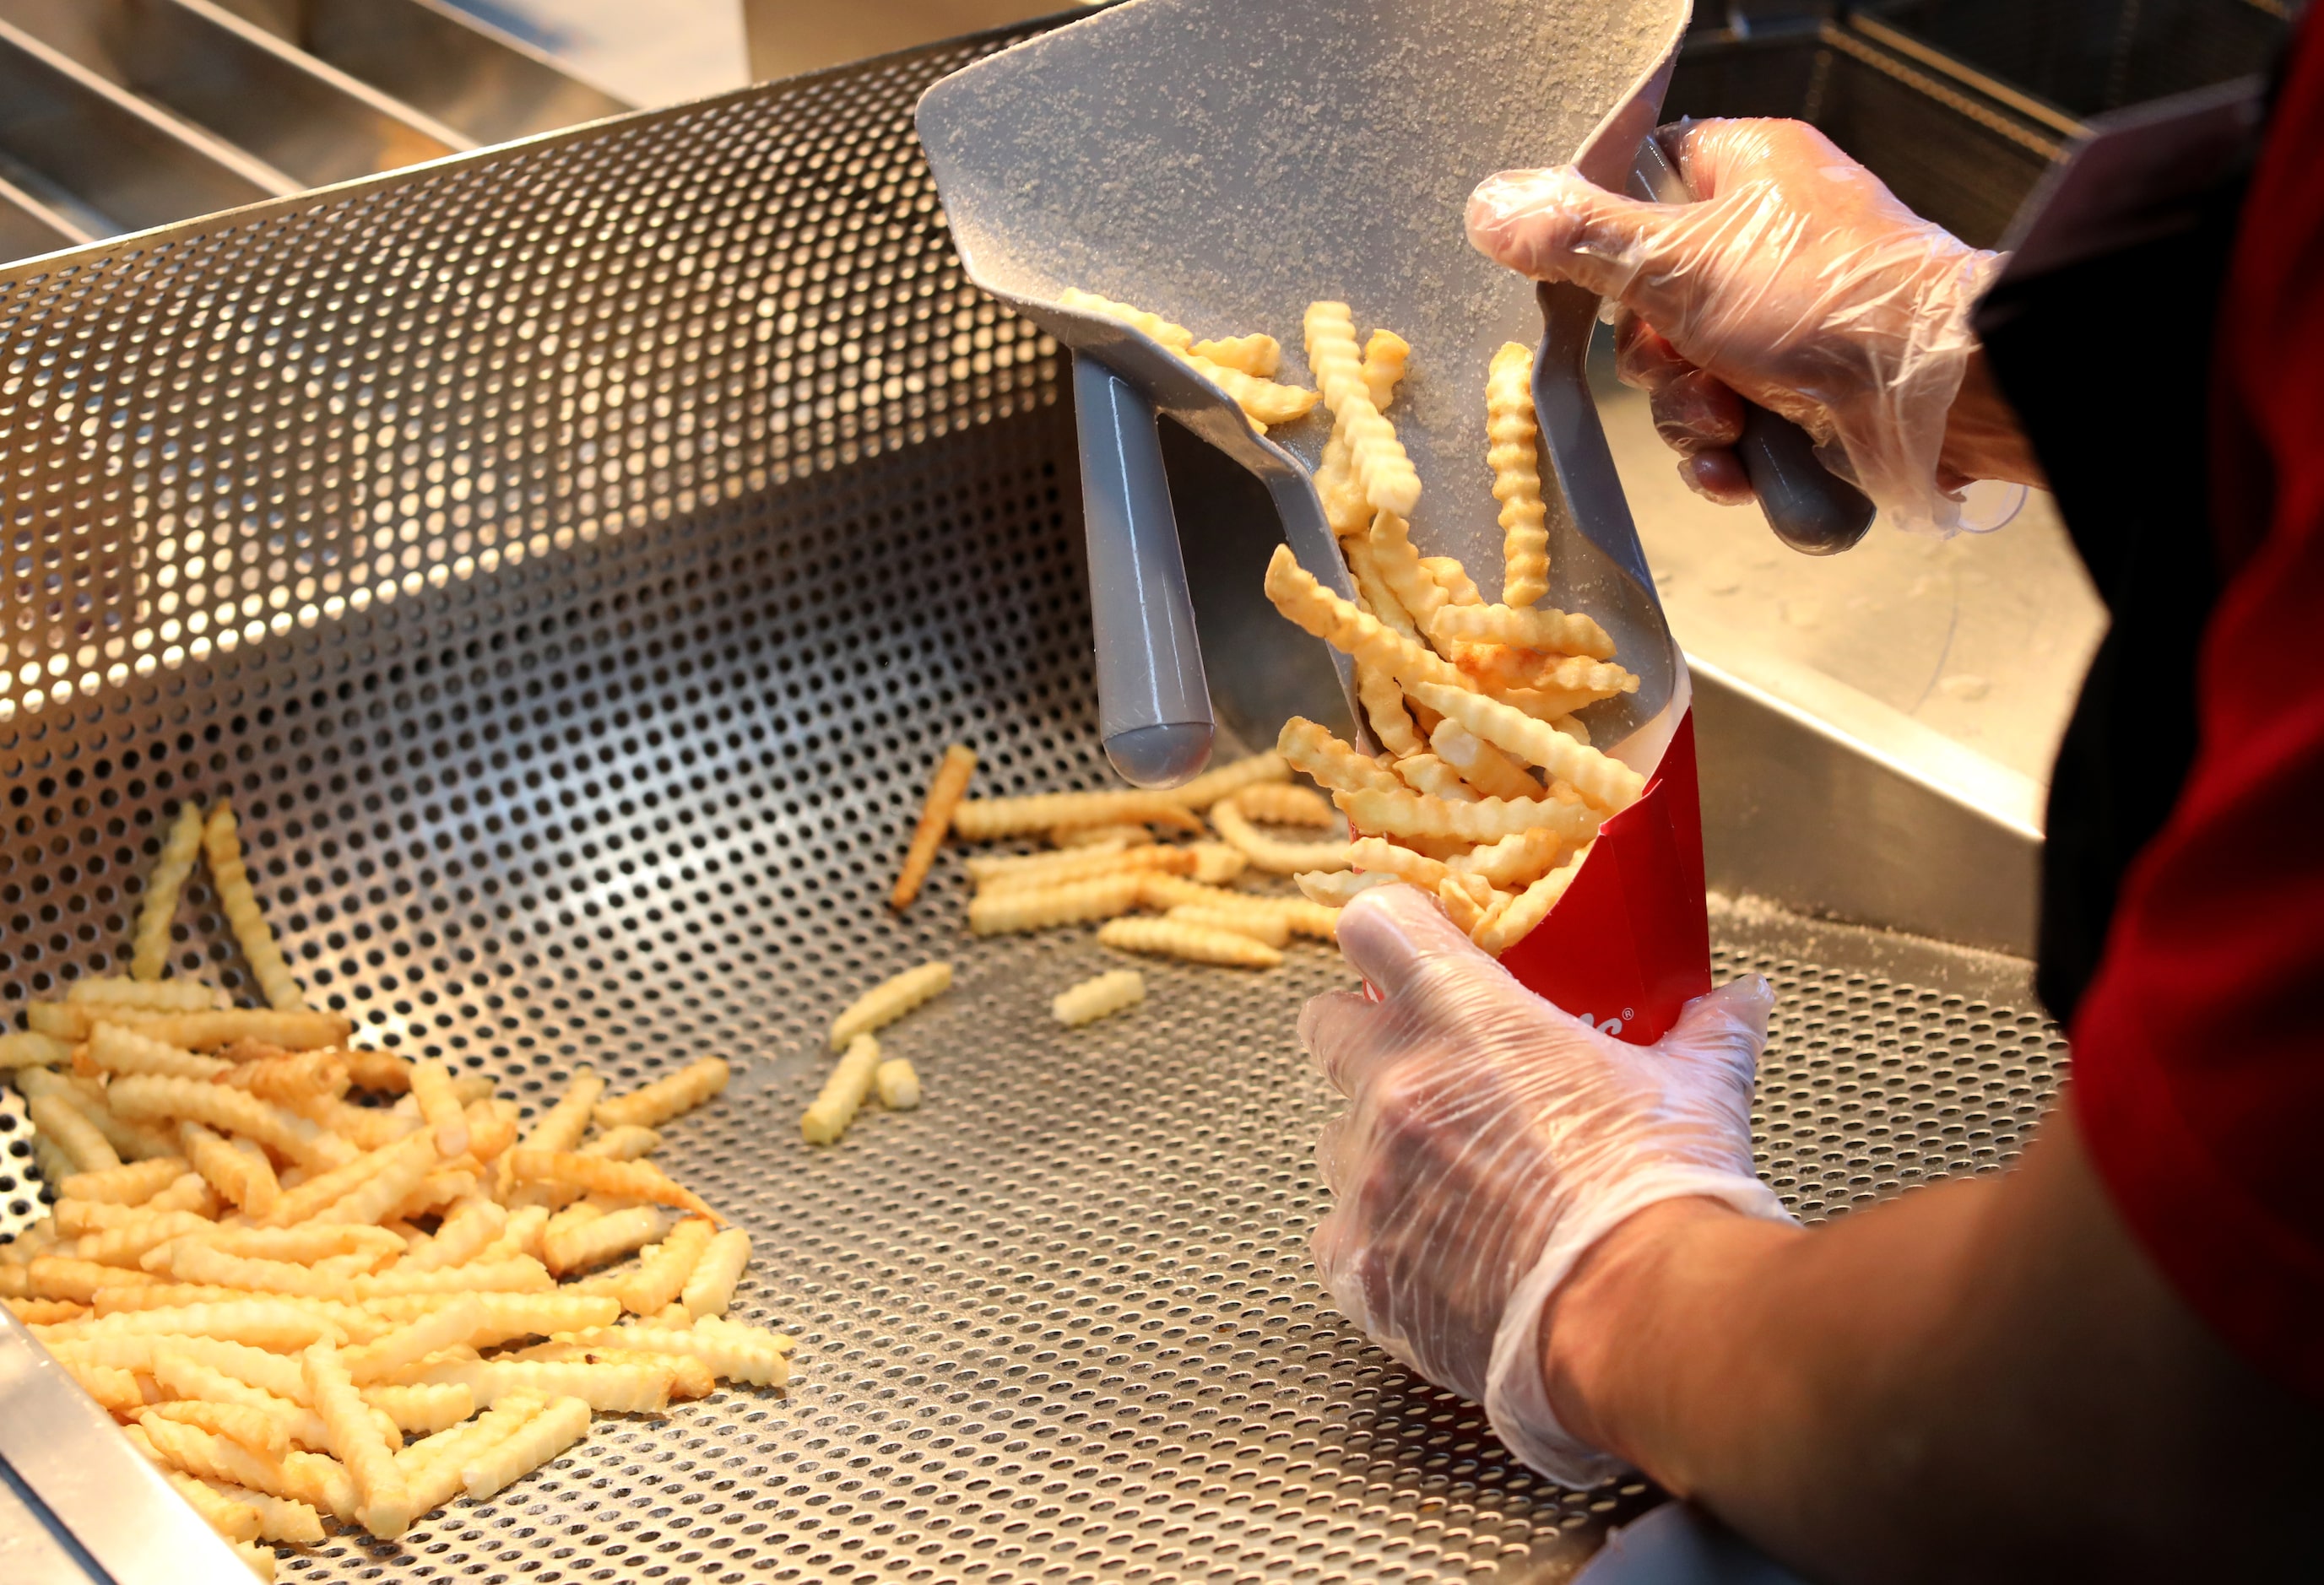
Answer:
[1536,1195,1794,1481]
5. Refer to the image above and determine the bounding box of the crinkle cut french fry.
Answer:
[1446,825,1569,889]
[234,1538,279,1580]
[361,1382,474,1436]
[1394,752,1480,803]
[504,1152,715,1220]
[463,1292,624,1349]
[1189,332,1280,376]
[594,1057,729,1131]
[411,1357,674,1415]
[26,1073,183,1166]
[951,789,1200,840]
[1364,510,1455,637]
[1361,328,1411,411]
[8,1296,89,1326]
[163,1468,264,1542]
[891,743,977,911]
[62,1334,311,1404]
[681,1226,752,1319]
[827,960,953,1051]
[1357,663,1427,757]
[160,1221,405,1269]
[208,1483,326,1546]
[402,1198,507,1274]
[1343,535,1424,644]
[0,1030,72,1069]
[202,803,306,1014]
[972,843,1195,895]
[1264,546,1475,704]
[1485,341,1552,608]
[1304,301,1420,515]
[150,1355,330,1449]
[28,1093,123,1174]
[1437,875,1497,934]
[313,1132,442,1228]
[1210,794,1351,876]
[620,1216,714,1317]
[61,1152,190,1198]
[75,1209,214,1269]
[1055,287,1194,349]
[1406,680,1646,812]
[1227,783,1335,826]
[1428,601,1616,660]
[109,1009,351,1052]
[148,1397,293,1460]
[341,1048,413,1094]
[561,1314,791,1387]
[1049,822,1150,849]
[462,1393,591,1501]
[353,1258,555,1297]
[407,1058,469,1159]
[304,1343,413,1539]
[517,1069,604,1155]
[801,1035,883,1146]
[1276,717,1403,798]
[1312,424,1371,537]
[968,872,1145,934]
[341,1296,485,1383]
[1346,838,1494,908]
[1422,554,1487,607]
[41,1300,341,1350]
[874,1058,922,1112]
[1187,841,1248,884]
[222,1047,349,1106]
[1295,868,1406,907]
[106,1074,354,1171]
[177,1121,281,1218]
[544,1204,670,1276]
[1335,783,1601,847]
[1134,874,1341,939]
[61,1355,143,1410]
[1429,717,1546,801]
[133,801,206,982]
[1051,969,1146,1028]
[1475,841,1596,955]
[70,976,225,1012]
[1163,905,1291,949]
[396,1393,545,1517]
[88,1023,231,1082]
[1097,917,1283,969]
[1175,346,1320,427]
[577,1124,660,1160]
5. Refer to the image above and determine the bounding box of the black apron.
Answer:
[1969,78,2267,1024]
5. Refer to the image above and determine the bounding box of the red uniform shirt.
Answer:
[2072,14,2324,1401]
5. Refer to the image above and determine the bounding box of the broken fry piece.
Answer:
[1051,969,1146,1027]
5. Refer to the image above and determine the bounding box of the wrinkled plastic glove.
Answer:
[1465,117,2002,534]
[1302,884,1793,1485]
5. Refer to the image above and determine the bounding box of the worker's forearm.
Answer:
[1539,1117,2324,1583]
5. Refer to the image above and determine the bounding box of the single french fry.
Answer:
[462,1393,591,1501]
[163,1469,264,1542]
[133,801,206,982]
[160,1222,405,1269]
[1051,969,1146,1027]
[1210,794,1350,876]
[952,789,1200,839]
[562,1313,793,1387]
[202,803,306,1014]
[1304,301,1419,514]
[620,1216,713,1317]
[408,1357,674,1415]
[594,1057,729,1131]
[1294,869,1406,906]
[1187,841,1249,884]
[280,1095,414,1153]
[1056,287,1194,349]
[1437,876,1498,934]
[1446,825,1570,889]
[1174,345,1320,426]
[466,1292,625,1350]
[1228,783,1336,826]
[69,976,225,1013]
[1428,600,1616,660]
[891,743,978,911]
[33,1076,183,1166]
[1049,822,1151,849]
[1163,905,1292,949]
[148,1398,293,1461]
[404,1198,507,1274]
[162,1241,352,1299]
[1265,544,1492,708]
[1133,874,1341,939]
[0,1030,71,1069]
[504,1153,714,1220]
[577,1125,661,1161]
[1357,663,1427,757]
[28,1093,123,1174]
[1482,342,1552,607]
[1097,917,1283,969]
[205,1483,325,1546]
[176,1121,281,1218]
[44,1300,339,1350]
[353,1258,555,1298]
[395,1393,545,1517]
[1363,510,1459,641]
[1361,328,1411,410]
[516,1069,604,1156]
[544,1204,671,1276]
[1276,717,1402,797]
[1393,752,1480,803]
[1429,717,1546,801]
[681,1227,752,1320]
[7,1296,89,1326]
[340,1296,485,1383]
[969,872,1146,934]
[75,1210,215,1270]
[62,1335,309,1404]
[972,844,1194,895]
[150,1355,334,1450]
[1406,681,1645,812]
[340,1048,413,1094]
[1334,782,1601,847]
[826,960,952,1051]
[1312,422,1371,536]
[1346,838,1495,908]
[1343,534,1426,645]
[106,1075,354,1171]
[304,1344,412,1539]
[1189,332,1281,376]
[219,1047,349,1106]
[312,1132,442,1228]
[99,1009,349,1052]
[1474,841,1596,955]
[95,1288,389,1344]
[57,1155,188,1206]
[801,1035,883,1146]
[406,1059,469,1159]
[874,1058,921,1112]
[361,1382,474,1436]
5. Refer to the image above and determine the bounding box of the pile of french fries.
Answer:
[0,800,788,1578]
[1048,293,1650,955]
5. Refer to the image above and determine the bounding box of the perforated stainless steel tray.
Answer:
[0,22,2063,1582]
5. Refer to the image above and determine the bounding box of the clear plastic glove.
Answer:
[1302,884,1793,1485]
[1465,117,2004,534]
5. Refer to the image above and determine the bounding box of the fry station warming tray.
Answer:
[0,16,2061,1581]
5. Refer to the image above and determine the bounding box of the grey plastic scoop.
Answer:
[918,0,1869,783]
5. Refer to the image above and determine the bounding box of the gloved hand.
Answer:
[1302,884,1792,1485]
[1465,117,2004,533]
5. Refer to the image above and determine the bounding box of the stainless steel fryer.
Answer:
[0,17,2061,1581]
